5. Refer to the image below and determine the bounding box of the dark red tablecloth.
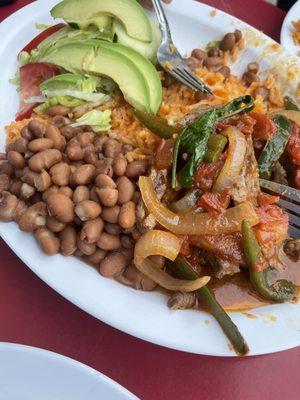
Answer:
[1,1,299,400]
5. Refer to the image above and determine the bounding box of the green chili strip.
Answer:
[204,134,228,163]
[134,109,183,139]
[172,95,254,189]
[172,256,249,355]
[284,96,299,111]
[241,220,296,303]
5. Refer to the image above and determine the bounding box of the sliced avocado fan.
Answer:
[51,0,153,43]
[40,41,153,113]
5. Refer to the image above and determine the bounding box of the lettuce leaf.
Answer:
[71,109,111,132]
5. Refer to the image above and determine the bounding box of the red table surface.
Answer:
[0,1,299,400]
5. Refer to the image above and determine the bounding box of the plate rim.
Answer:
[0,342,138,399]
[0,0,299,358]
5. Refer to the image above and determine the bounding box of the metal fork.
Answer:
[260,179,300,238]
[151,0,212,94]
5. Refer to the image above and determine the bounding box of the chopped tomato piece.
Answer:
[257,192,279,207]
[250,112,277,140]
[216,115,256,135]
[20,23,66,54]
[194,159,224,191]
[254,205,288,246]
[16,62,60,121]
[155,139,174,170]
[198,189,231,218]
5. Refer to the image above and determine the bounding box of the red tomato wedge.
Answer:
[16,62,60,121]
[20,23,66,55]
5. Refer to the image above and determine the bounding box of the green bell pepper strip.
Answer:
[172,256,249,355]
[172,95,254,189]
[204,134,228,163]
[258,115,292,180]
[283,96,299,111]
[241,220,296,303]
[134,109,183,139]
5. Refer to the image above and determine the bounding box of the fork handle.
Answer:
[151,0,172,42]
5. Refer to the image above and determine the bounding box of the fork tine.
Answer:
[288,225,300,238]
[259,179,300,203]
[172,66,212,94]
[178,66,212,94]
[278,199,300,217]
[169,68,203,91]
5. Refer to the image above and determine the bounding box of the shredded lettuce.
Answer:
[34,96,84,114]
[35,22,52,30]
[206,40,221,49]
[71,109,111,132]
[18,51,31,66]
[9,72,20,86]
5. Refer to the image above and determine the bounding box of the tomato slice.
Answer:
[20,23,66,55]
[16,62,60,121]
[250,112,277,141]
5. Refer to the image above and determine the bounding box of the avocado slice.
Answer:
[113,19,161,63]
[97,41,162,114]
[51,0,152,43]
[40,41,151,112]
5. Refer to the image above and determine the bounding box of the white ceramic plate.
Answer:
[0,342,137,400]
[0,0,299,357]
[280,0,300,57]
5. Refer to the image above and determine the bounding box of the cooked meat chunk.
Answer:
[232,136,260,204]
[284,238,300,262]
[168,291,198,310]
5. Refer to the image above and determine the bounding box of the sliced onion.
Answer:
[139,176,259,236]
[212,127,247,192]
[134,230,210,291]
[273,110,300,126]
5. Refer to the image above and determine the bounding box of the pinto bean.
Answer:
[28,120,46,138]
[94,158,113,177]
[21,125,33,141]
[77,131,95,147]
[46,105,70,116]
[217,66,231,79]
[42,186,59,202]
[123,265,157,291]
[72,164,96,185]
[66,139,84,161]
[29,149,62,172]
[46,216,66,233]
[116,176,134,205]
[191,49,207,61]
[0,174,10,194]
[35,227,60,255]
[50,162,71,186]
[7,151,25,169]
[85,249,107,265]
[51,116,71,128]
[207,46,222,57]
[45,125,66,150]
[186,56,202,71]
[59,226,77,256]
[113,155,127,177]
[126,160,149,179]
[95,173,116,188]
[28,138,54,152]
[84,144,98,165]
[204,56,223,70]
[33,170,51,192]
[58,186,73,198]
[20,183,35,199]
[234,29,242,42]
[93,135,108,152]
[6,138,28,154]
[77,234,96,256]
[73,186,90,203]
[220,33,236,51]
[75,200,102,221]
[0,192,20,221]
[95,187,118,207]
[254,87,269,100]
[242,71,259,86]
[31,193,43,204]
[10,180,22,196]
[247,62,259,74]
[103,139,122,158]
[46,193,74,223]
[0,161,13,177]
[18,202,47,232]
[118,201,136,229]
[99,251,127,277]
[121,235,135,250]
[80,217,104,244]
[60,125,80,140]
[104,223,122,235]
[97,232,121,250]
[101,205,120,223]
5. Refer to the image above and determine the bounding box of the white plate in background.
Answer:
[0,0,299,357]
[0,343,137,400]
[280,0,300,56]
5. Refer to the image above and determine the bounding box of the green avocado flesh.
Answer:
[51,0,152,42]
[40,41,151,112]
[99,41,162,114]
